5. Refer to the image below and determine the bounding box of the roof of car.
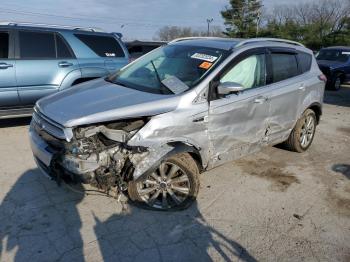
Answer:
[0,22,119,36]
[321,46,350,51]
[169,37,242,51]
[169,37,305,51]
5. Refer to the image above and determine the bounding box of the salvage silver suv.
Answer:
[30,37,325,210]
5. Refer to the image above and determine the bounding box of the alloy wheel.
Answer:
[300,115,315,148]
[334,78,341,90]
[136,162,191,210]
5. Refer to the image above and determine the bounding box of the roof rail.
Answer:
[236,38,304,47]
[0,21,104,32]
[169,36,229,44]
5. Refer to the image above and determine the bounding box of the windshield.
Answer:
[108,44,229,95]
[316,49,350,62]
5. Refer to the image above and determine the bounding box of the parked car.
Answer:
[0,22,129,119]
[126,40,166,60]
[30,37,325,211]
[316,46,350,90]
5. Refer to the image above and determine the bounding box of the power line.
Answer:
[0,6,223,29]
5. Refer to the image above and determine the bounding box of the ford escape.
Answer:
[29,37,325,211]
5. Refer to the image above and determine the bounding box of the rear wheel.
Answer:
[284,109,316,152]
[128,153,200,211]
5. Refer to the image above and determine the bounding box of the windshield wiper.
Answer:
[150,60,174,94]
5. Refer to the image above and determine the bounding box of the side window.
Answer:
[297,52,312,74]
[56,34,74,59]
[271,53,298,83]
[19,31,56,59]
[74,34,125,57]
[0,32,9,59]
[220,54,266,90]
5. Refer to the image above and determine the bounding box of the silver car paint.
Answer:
[31,39,325,181]
[36,78,181,127]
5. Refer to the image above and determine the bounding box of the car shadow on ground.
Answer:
[332,164,350,180]
[323,85,350,107]
[0,117,31,128]
[0,169,257,262]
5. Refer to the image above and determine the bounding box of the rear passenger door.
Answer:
[15,30,79,106]
[265,48,304,143]
[0,29,19,107]
[74,33,128,75]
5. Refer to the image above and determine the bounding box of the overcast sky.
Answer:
[0,0,306,40]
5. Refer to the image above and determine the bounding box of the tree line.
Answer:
[155,0,350,50]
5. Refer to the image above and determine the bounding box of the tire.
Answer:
[284,109,317,153]
[330,73,343,91]
[128,153,200,211]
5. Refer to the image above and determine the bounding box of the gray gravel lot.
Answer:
[0,87,349,262]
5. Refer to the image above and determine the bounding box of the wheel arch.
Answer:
[308,102,322,124]
[132,141,205,182]
[167,141,205,172]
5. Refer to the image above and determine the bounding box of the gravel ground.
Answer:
[0,87,349,262]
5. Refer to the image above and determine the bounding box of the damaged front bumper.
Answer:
[29,118,175,189]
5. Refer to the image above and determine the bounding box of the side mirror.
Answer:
[217,82,244,95]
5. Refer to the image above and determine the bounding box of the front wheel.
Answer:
[284,109,317,153]
[330,74,343,91]
[128,153,200,211]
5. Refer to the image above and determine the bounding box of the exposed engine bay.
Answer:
[43,118,151,194]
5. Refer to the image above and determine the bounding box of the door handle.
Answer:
[0,63,13,69]
[253,96,268,104]
[192,116,208,123]
[58,61,73,67]
[298,86,306,91]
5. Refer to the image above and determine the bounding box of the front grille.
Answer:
[32,110,66,140]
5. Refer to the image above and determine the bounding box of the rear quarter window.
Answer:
[297,52,312,74]
[74,34,125,58]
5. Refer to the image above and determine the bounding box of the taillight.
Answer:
[318,74,327,83]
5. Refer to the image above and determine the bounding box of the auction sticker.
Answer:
[191,53,218,62]
[198,61,213,70]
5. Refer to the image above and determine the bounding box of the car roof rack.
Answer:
[169,36,232,44]
[236,38,304,47]
[0,21,104,32]
[169,37,304,49]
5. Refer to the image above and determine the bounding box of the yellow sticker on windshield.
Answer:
[199,61,213,70]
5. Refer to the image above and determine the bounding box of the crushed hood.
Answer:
[36,78,180,127]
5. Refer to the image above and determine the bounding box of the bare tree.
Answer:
[154,26,224,41]
[260,0,350,48]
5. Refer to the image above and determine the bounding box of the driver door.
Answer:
[208,48,270,168]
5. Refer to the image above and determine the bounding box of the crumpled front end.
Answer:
[29,109,175,193]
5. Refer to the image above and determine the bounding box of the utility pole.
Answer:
[206,18,213,36]
[256,5,264,37]
[256,10,261,37]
